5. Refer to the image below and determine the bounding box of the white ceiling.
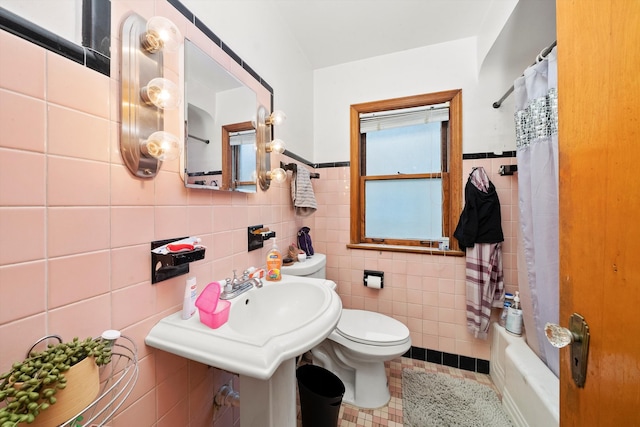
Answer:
[269,0,497,69]
[180,0,559,74]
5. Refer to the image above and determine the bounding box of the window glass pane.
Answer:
[365,178,442,240]
[237,143,255,182]
[366,122,441,175]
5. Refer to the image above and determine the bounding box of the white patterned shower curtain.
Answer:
[513,47,559,377]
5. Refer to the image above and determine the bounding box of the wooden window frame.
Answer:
[348,90,463,255]
[222,121,255,190]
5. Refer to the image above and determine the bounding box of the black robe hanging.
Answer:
[454,168,504,249]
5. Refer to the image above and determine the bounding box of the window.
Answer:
[349,90,463,254]
[222,122,256,192]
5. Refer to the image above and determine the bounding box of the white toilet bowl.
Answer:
[282,255,411,408]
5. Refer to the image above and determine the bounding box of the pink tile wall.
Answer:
[0,2,519,426]
[312,158,519,361]
[0,2,302,425]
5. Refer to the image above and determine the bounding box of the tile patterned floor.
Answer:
[297,356,500,427]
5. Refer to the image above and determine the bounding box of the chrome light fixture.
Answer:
[140,77,181,110]
[141,131,181,161]
[267,138,286,154]
[141,16,182,53]
[266,110,287,126]
[267,167,287,183]
[120,13,182,178]
[256,105,287,190]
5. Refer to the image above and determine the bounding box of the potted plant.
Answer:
[0,336,112,426]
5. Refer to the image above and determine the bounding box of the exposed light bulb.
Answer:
[142,16,182,53]
[267,138,286,154]
[141,131,181,161]
[267,110,287,126]
[268,167,287,183]
[140,77,181,110]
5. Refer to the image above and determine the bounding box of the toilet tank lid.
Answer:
[281,253,326,276]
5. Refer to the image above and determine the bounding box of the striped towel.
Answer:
[291,165,317,216]
[466,242,504,339]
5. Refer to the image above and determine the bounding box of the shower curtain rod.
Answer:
[492,40,557,109]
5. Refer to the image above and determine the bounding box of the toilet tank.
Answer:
[281,254,326,279]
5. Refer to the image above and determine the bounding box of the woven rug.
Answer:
[402,369,514,427]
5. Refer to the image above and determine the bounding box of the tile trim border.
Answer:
[0,2,110,76]
[403,345,490,374]
[463,150,516,160]
[284,150,517,170]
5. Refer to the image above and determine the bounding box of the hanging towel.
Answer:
[465,242,505,339]
[470,165,490,192]
[453,166,505,339]
[291,165,317,216]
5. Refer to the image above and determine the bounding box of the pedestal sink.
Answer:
[145,275,342,427]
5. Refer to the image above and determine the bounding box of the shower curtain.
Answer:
[513,46,559,377]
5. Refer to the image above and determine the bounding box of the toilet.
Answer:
[282,254,411,409]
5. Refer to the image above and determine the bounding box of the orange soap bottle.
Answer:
[266,239,282,281]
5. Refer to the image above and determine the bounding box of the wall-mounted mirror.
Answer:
[184,39,258,192]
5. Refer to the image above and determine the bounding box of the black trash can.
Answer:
[296,364,345,427]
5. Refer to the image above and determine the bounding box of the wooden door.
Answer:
[557,0,640,424]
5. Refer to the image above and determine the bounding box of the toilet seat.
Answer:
[336,309,410,346]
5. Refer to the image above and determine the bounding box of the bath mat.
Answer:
[402,369,514,427]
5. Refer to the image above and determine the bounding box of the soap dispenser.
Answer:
[506,291,523,336]
[266,239,282,282]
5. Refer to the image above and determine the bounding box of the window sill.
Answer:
[346,243,464,257]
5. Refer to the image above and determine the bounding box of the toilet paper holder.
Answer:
[364,270,384,289]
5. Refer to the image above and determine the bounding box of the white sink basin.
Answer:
[228,279,329,337]
[145,275,341,380]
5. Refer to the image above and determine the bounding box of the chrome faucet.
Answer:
[220,270,262,300]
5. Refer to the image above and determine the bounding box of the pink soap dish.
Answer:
[196,281,231,329]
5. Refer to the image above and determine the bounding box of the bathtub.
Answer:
[490,323,559,427]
